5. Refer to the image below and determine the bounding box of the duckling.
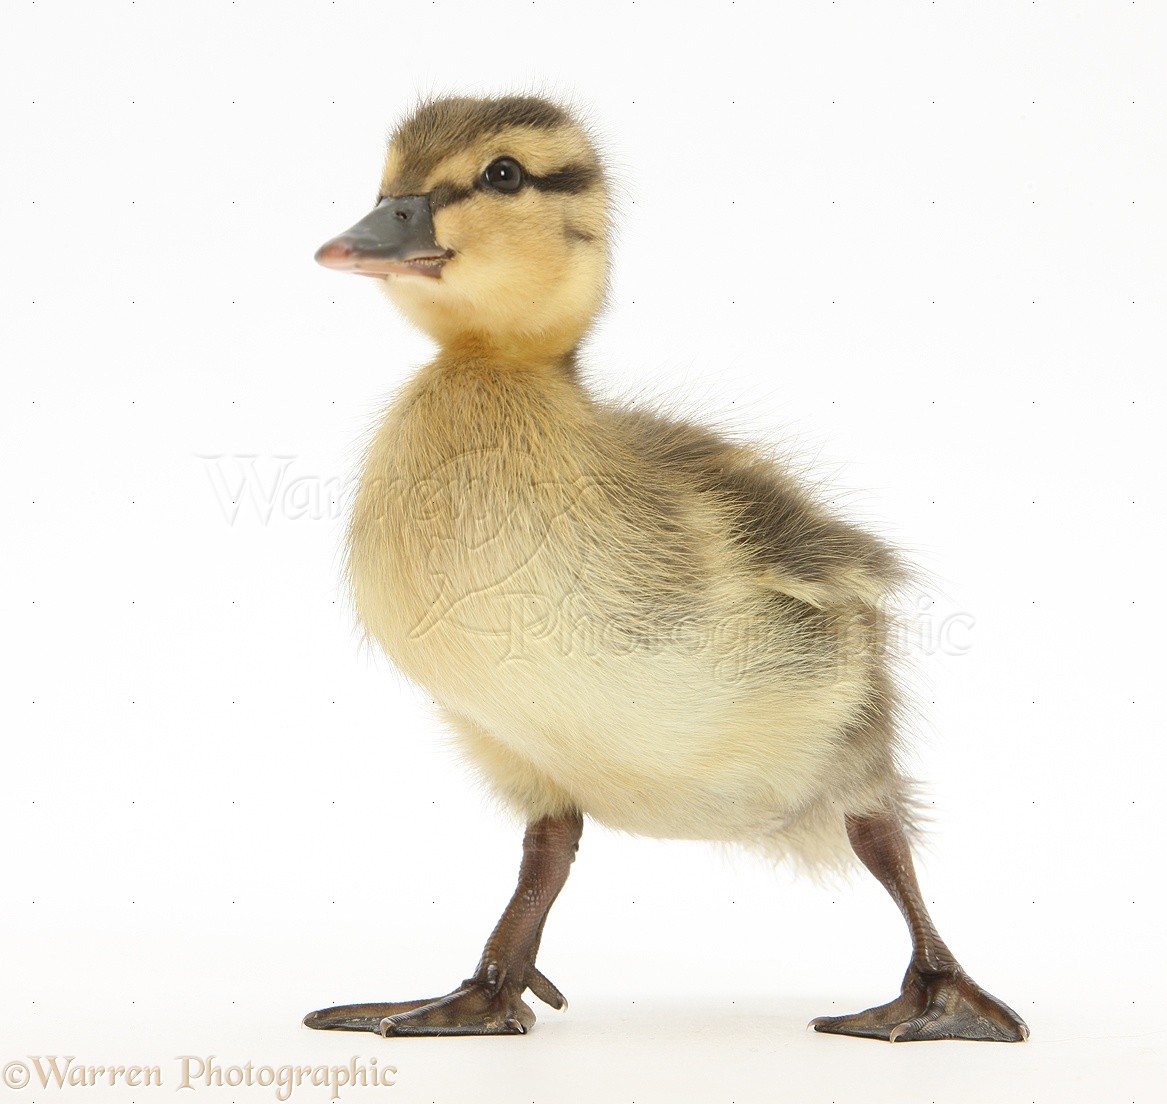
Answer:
[304,94,1027,1043]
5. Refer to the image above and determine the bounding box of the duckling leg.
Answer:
[303,810,582,1036]
[811,811,1028,1042]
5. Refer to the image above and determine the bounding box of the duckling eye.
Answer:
[482,157,524,193]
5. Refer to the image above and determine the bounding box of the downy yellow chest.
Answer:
[347,359,622,713]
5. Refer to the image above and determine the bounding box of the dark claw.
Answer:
[526,965,567,1011]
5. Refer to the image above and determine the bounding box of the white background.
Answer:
[2,1,1163,1101]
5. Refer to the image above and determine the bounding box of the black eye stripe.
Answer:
[528,164,598,194]
[473,162,598,196]
[418,161,601,212]
[428,181,475,211]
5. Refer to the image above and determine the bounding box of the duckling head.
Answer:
[317,95,610,362]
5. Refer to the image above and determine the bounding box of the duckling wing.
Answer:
[611,407,908,610]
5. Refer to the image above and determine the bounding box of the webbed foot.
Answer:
[303,964,566,1037]
[811,964,1029,1043]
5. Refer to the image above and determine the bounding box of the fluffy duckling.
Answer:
[305,95,1027,1043]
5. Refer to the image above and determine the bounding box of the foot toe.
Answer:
[304,1000,436,1033]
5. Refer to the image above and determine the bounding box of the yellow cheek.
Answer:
[438,200,568,288]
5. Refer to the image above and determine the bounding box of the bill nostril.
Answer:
[395,209,409,221]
